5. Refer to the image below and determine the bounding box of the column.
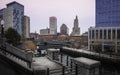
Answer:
[94,29,96,40]
[98,29,100,40]
[102,29,104,40]
[102,29,104,52]
[88,29,91,50]
[88,29,90,50]
[106,29,108,40]
[111,28,112,40]
[115,28,118,53]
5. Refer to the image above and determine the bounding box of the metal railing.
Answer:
[47,64,79,75]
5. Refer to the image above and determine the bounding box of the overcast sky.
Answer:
[0,0,95,34]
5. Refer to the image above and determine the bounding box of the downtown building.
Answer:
[71,16,80,36]
[23,16,30,38]
[49,16,57,35]
[60,24,69,35]
[0,1,30,38]
[88,0,120,53]
[40,28,50,35]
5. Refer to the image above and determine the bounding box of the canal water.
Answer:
[58,54,120,75]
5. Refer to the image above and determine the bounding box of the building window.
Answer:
[104,30,107,39]
[100,30,102,39]
[96,30,98,39]
[117,29,120,39]
[89,30,91,39]
[108,29,111,39]
[21,11,23,15]
[112,29,115,39]
[92,30,94,39]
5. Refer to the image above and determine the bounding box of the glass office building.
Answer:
[7,1,24,36]
[88,0,120,53]
[96,0,120,27]
[0,1,24,36]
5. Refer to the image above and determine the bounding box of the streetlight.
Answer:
[1,20,4,38]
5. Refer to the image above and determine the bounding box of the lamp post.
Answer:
[1,20,4,38]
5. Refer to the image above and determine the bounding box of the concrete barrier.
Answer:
[6,43,33,62]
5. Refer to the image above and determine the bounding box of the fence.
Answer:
[47,64,80,75]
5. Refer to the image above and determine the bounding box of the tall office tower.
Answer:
[23,16,30,38]
[0,1,24,36]
[7,1,24,36]
[88,0,120,53]
[71,16,80,36]
[60,24,69,35]
[49,16,57,35]
[96,0,120,27]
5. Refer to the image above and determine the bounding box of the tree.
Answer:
[5,28,21,46]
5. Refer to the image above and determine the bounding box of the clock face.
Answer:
[1,20,4,25]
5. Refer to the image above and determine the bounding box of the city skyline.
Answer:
[0,0,95,34]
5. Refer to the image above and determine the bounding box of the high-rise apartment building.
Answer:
[49,16,57,35]
[71,16,80,36]
[60,24,69,35]
[0,8,13,32]
[23,16,30,38]
[96,0,120,27]
[0,1,24,36]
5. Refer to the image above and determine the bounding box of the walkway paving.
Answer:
[32,57,62,70]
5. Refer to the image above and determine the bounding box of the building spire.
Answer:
[76,15,78,20]
[71,15,80,36]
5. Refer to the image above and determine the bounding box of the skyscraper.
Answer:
[0,1,24,36]
[0,8,13,32]
[60,24,69,35]
[96,0,120,27]
[49,16,57,35]
[71,16,80,36]
[88,0,120,53]
[23,16,30,38]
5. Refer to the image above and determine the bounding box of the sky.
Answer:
[0,0,95,35]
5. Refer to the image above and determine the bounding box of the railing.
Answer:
[47,64,79,75]
[0,43,33,69]
[62,47,120,61]
[47,68,63,75]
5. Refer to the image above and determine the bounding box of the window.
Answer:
[108,29,111,39]
[104,30,107,39]
[117,29,120,39]
[89,30,91,39]
[96,30,98,39]
[100,30,102,39]
[92,30,94,39]
[112,29,115,39]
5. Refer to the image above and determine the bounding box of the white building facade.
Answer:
[49,16,57,35]
[23,16,30,38]
[40,28,50,35]
[88,27,120,53]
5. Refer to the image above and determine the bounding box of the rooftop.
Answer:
[6,1,24,7]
